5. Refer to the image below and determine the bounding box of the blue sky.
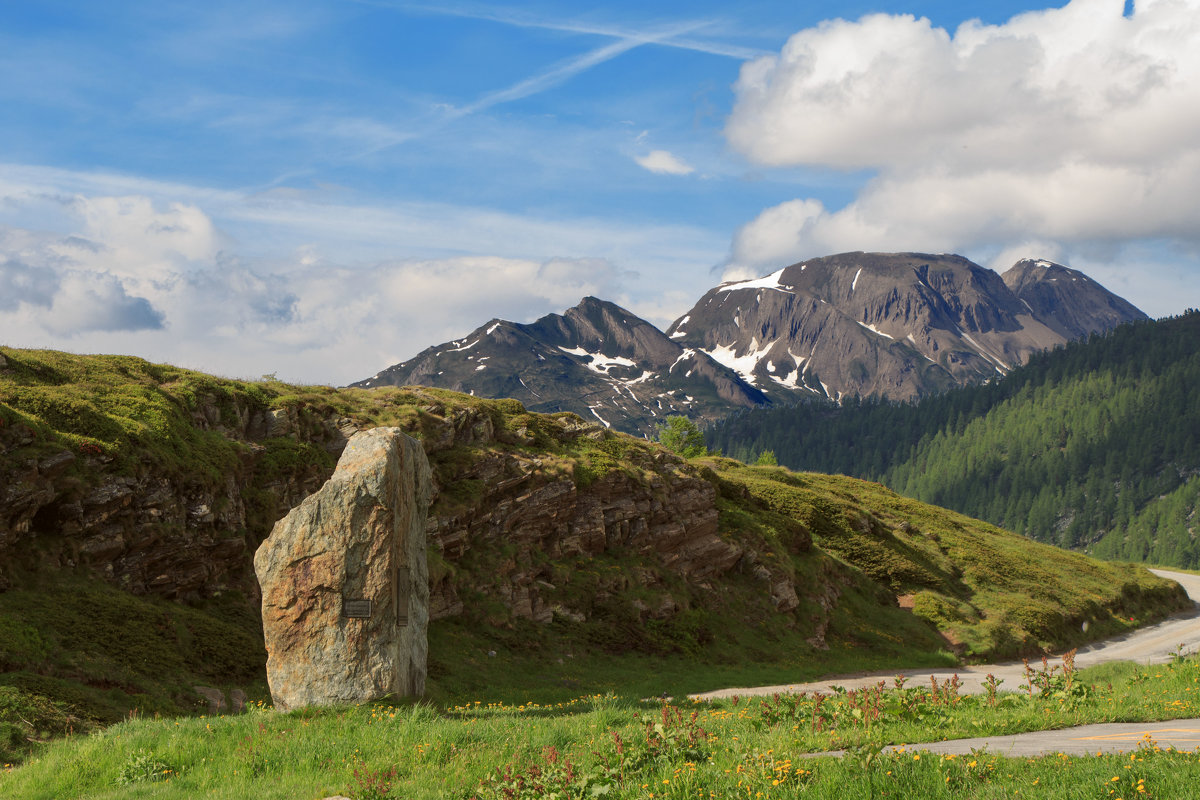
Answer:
[2,0,1198,383]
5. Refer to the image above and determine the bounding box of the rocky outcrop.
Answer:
[426,457,737,624]
[0,392,347,599]
[403,398,779,629]
[255,428,432,710]
[0,362,801,643]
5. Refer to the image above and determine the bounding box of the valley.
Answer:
[710,310,1200,568]
[6,2,1200,795]
[2,345,1191,769]
[0,262,1194,798]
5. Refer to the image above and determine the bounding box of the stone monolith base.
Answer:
[254,427,432,711]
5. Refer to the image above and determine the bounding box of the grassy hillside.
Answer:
[709,311,1200,567]
[0,346,1188,767]
[706,463,1181,658]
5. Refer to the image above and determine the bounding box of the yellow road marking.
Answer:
[1074,728,1200,741]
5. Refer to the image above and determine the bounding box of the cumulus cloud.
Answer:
[985,240,1067,273]
[0,160,741,382]
[162,253,630,381]
[634,150,695,175]
[63,194,219,279]
[355,255,626,346]
[0,259,58,311]
[730,199,831,268]
[0,176,644,382]
[42,271,164,335]
[724,0,1200,270]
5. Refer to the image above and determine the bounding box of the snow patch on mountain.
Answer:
[717,266,793,295]
[857,321,894,339]
[669,349,696,371]
[449,338,480,352]
[703,338,775,386]
[558,346,637,375]
[958,332,1010,371]
[588,406,612,428]
[768,351,808,390]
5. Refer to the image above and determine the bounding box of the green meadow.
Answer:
[3,653,1199,799]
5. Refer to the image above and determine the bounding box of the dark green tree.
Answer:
[656,415,707,458]
[754,449,778,466]
[706,311,1200,568]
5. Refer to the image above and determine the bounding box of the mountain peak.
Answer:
[351,297,767,435]
[668,252,1146,403]
[355,252,1147,431]
[1002,258,1148,340]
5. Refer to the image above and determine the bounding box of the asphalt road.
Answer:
[692,569,1200,758]
[881,719,1200,757]
[692,569,1200,702]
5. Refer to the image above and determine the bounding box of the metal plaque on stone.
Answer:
[343,599,372,619]
[396,568,410,627]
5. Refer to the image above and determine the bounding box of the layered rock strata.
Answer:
[0,391,350,597]
[1,380,800,641]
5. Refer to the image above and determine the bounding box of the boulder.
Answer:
[254,428,432,711]
[194,686,226,715]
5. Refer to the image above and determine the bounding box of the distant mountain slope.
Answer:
[352,297,767,436]
[1003,258,1148,340]
[708,311,1200,568]
[354,253,1145,434]
[668,252,1148,403]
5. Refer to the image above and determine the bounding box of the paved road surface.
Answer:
[692,569,1200,702]
[881,719,1200,757]
[694,569,1200,758]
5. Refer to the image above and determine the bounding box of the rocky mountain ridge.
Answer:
[1002,258,1147,340]
[668,252,1148,404]
[357,253,1147,433]
[354,297,766,437]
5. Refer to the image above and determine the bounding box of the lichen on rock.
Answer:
[254,427,432,710]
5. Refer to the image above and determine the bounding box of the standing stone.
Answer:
[254,427,432,711]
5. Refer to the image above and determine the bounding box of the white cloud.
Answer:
[0,259,58,311]
[724,0,1200,275]
[41,271,164,335]
[730,199,829,266]
[634,150,696,176]
[0,165,724,383]
[64,195,220,279]
[0,210,629,379]
[984,240,1067,274]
